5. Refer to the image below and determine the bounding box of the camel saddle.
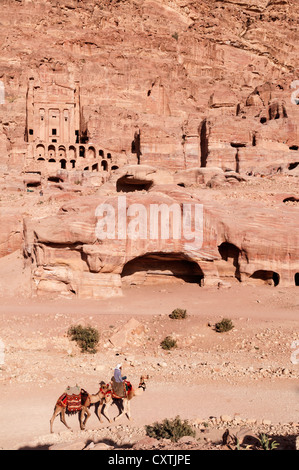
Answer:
[57,385,88,414]
[111,377,132,398]
[65,385,81,395]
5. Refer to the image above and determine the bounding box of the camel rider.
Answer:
[114,363,127,383]
[112,363,127,398]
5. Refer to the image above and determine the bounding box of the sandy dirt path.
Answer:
[0,283,298,449]
[0,379,298,450]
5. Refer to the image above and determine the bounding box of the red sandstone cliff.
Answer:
[0,0,298,172]
[0,0,298,297]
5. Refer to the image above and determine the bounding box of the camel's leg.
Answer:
[114,399,126,422]
[100,401,112,423]
[114,399,132,421]
[80,396,92,429]
[94,402,104,423]
[50,406,70,433]
[50,406,71,433]
[125,399,132,421]
[50,405,62,433]
[59,408,71,430]
[80,406,91,430]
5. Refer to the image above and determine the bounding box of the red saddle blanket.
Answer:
[57,388,87,414]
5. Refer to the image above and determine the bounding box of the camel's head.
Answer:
[98,381,113,403]
[138,375,149,391]
[99,381,111,393]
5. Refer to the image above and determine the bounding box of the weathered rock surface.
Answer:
[0,210,23,258]
[109,318,147,349]
[0,1,298,298]
[22,177,298,299]
[0,0,298,175]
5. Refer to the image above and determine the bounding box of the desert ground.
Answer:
[0,277,298,450]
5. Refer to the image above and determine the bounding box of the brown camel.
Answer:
[100,375,149,422]
[80,382,113,430]
[50,383,111,433]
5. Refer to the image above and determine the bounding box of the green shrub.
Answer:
[145,416,195,442]
[169,308,187,320]
[160,336,177,350]
[215,318,234,333]
[67,324,99,353]
[258,433,279,451]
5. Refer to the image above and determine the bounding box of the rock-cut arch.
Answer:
[250,270,280,287]
[36,144,45,159]
[60,159,67,169]
[87,146,96,159]
[218,242,241,281]
[116,175,153,192]
[48,145,56,159]
[121,252,204,286]
[58,146,66,160]
[101,160,108,171]
[69,145,77,160]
